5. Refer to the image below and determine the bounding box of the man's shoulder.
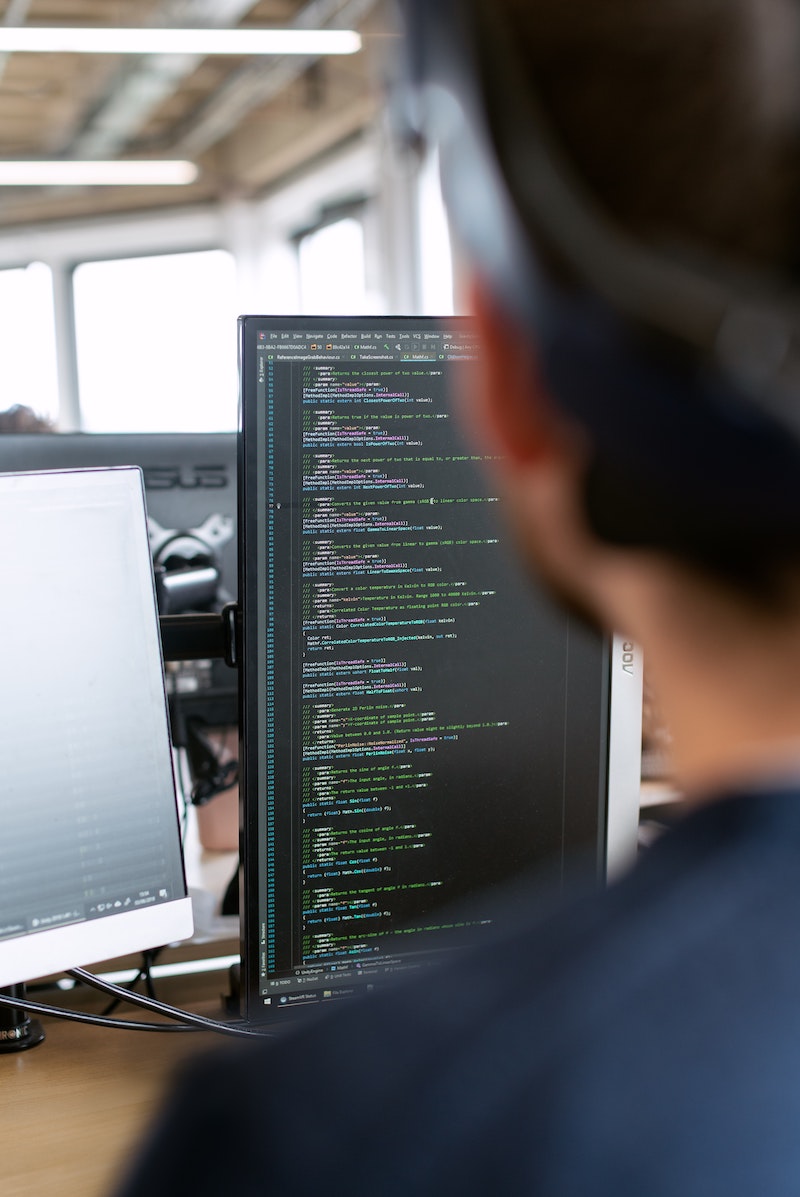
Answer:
[246,787,800,1176]
[193,784,800,1086]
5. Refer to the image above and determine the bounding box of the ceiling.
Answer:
[0,0,391,227]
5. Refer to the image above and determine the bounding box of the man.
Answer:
[116,0,800,1192]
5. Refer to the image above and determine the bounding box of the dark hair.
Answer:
[0,404,55,433]
[498,0,800,604]
[503,0,800,269]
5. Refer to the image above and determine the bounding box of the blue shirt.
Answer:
[116,788,800,1195]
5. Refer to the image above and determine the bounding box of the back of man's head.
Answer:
[500,0,799,268]
[399,0,800,605]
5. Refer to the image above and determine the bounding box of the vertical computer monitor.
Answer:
[0,468,192,988]
[237,315,642,1024]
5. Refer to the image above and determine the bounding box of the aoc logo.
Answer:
[621,641,636,676]
[142,465,229,491]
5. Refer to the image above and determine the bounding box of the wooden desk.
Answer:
[0,794,240,1195]
[0,970,230,1197]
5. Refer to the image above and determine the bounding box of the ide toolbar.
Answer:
[256,329,479,361]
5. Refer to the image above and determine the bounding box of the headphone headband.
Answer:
[393,0,800,579]
[394,0,800,441]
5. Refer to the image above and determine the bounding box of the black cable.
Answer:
[144,949,159,1001]
[0,988,198,1033]
[184,717,239,806]
[0,972,272,1038]
[67,966,272,1039]
[100,946,164,1016]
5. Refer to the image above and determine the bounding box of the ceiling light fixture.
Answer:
[0,28,361,56]
[0,160,199,185]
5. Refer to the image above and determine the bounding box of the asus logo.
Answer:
[142,465,229,491]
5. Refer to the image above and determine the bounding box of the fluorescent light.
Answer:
[0,28,361,55]
[0,160,199,185]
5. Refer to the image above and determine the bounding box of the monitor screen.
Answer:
[0,467,192,988]
[238,315,642,1023]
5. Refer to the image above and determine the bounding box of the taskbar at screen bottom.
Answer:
[258,946,462,1016]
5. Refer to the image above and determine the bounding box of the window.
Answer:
[0,263,58,423]
[72,249,238,432]
[297,217,371,315]
[417,151,455,316]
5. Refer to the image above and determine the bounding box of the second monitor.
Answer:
[0,432,240,810]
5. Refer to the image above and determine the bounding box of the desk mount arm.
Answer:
[159,602,240,668]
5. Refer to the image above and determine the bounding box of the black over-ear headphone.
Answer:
[393,0,800,580]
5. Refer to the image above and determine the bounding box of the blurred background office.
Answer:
[0,0,466,868]
[0,0,455,435]
[0,0,674,850]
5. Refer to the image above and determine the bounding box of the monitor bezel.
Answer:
[0,467,193,989]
